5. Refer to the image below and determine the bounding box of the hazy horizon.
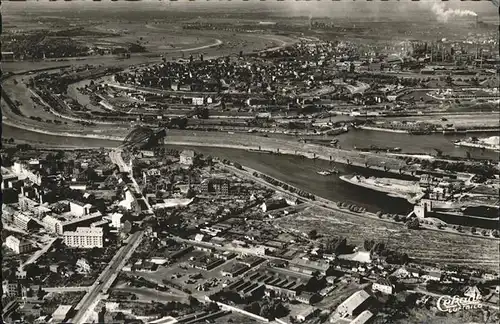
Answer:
[3,0,498,23]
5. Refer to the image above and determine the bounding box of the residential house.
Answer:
[42,215,63,235]
[350,310,374,324]
[5,236,32,254]
[200,178,231,196]
[463,286,484,300]
[63,227,104,248]
[372,278,395,295]
[335,290,371,318]
[69,200,94,217]
[52,305,73,323]
[239,256,265,268]
[261,198,288,212]
[13,213,38,231]
[406,267,421,278]
[296,291,319,305]
[180,150,196,166]
[289,258,332,276]
[16,263,27,280]
[422,270,442,282]
[76,258,91,274]
[297,307,319,322]
[49,264,59,273]
[221,263,250,278]
[393,267,420,279]
[2,280,19,297]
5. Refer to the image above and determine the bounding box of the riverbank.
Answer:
[339,174,425,204]
[358,126,407,133]
[359,125,500,135]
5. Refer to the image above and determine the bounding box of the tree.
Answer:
[260,305,271,319]
[122,220,132,234]
[364,239,375,251]
[37,286,45,299]
[205,302,220,312]
[308,229,318,239]
[114,312,125,321]
[25,263,41,280]
[188,295,200,308]
[272,302,288,318]
[248,301,261,315]
[406,218,420,230]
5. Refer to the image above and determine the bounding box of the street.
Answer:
[70,231,144,324]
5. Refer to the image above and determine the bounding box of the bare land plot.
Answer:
[273,206,500,272]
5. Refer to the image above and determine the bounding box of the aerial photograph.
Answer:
[1,0,499,323]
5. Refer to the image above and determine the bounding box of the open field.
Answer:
[273,206,500,272]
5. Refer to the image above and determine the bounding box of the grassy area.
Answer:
[273,206,499,272]
[42,291,85,314]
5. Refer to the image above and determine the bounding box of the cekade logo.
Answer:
[437,295,483,313]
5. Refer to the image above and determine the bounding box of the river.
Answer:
[3,124,497,214]
[273,129,500,161]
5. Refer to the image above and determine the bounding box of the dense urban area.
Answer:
[1,2,499,324]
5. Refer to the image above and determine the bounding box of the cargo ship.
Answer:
[317,168,340,176]
[246,149,273,154]
[339,174,425,203]
[354,145,402,153]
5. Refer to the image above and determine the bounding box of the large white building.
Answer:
[42,212,103,235]
[111,212,124,229]
[69,200,93,217]
[335,290,371,318]
[63,227,104,248]
[42,215,64,235]
[4,235,32,254]
[2,280,19,297]
[119,188,135,210]
[372,279,395,295]
[13,212,37,231]
[180,150,195,166]
[52,305,73,323]
[12,161,42,185]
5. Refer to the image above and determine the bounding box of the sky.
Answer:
[3,0,498,22]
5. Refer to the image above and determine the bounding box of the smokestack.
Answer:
[475,16,479,29]
[430,3,477,23]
